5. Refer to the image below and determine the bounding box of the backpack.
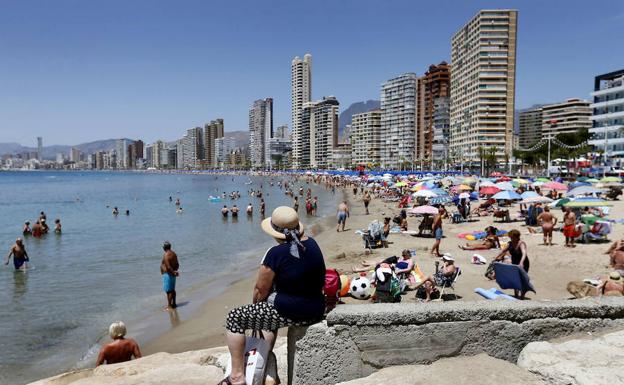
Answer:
[373,264,402,303]
[324,269,341,313]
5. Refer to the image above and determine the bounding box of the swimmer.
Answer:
[221,205,229,217]
[5,238,29,271]
[23,221,32,236]
[125,210,130,216]
[260,199,266,217]
[246,203,253,215]
[176,207,183,214]
[54,219,62,234]
[112,207,119,215]
[231,205,239,217]
[32,221,42,237]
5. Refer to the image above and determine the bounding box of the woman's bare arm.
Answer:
[253,265,275,303]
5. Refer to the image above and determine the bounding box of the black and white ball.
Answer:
[350,276,371,299]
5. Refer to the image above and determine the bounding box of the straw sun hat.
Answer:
[261,206,304,240]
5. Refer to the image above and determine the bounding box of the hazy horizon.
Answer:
[1,0,623,145]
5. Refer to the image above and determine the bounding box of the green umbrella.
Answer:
[577,176,589,182]
[586,178,599,183]
[563,200,613,208]
[554,198,570,207]
[536,177,550,182]
[600,176,621,183]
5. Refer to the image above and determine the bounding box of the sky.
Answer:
[1,0,623,146]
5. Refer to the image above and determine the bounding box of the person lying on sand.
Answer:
[567,272,624,298]
[606,239,624,275]
[459,226,501,250]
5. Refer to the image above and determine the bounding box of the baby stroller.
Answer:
[363,220,384,250]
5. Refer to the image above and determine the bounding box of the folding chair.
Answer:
[438,267,462,300]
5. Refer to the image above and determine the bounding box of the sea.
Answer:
[0,171,339,385]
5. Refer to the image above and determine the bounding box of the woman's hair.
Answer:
[507,229,521,239]
[109,321,126,339]
[486,226,497,235]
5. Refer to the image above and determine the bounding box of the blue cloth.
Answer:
[162,273,176,293]
[396,261,409,270]
[435,228,443,240]
[261,237,326,322]
[13,257,27,270]
[337,212,347,223]
[493,262,536,293]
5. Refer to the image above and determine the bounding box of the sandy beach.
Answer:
[142,187,623,355]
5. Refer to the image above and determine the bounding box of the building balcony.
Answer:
[591,110,624,121]
[591,84,624,97]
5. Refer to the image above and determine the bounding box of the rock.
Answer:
[518,329,624,385]
[29,337,289,385]
[336,354,546,385]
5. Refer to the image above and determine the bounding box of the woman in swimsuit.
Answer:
[537,206,557,246]
[459,226,501,250]
[494,229,530,299]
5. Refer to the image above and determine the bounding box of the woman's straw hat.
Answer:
[261,206,304,240]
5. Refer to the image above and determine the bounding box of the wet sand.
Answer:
[144,189,623,354]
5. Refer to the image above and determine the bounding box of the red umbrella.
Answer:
[542,181,567,191]
[480,186,501,195]
[496,176,511,182]
[490,171,503,177]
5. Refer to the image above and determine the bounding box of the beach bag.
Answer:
[324,269,341,313]
[225,330,271,385]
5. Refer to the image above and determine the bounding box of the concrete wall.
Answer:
[290,298,624,384]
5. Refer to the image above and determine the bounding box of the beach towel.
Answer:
[474,287,518,300]
[493,262,536,294]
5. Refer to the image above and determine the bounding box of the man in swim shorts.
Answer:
[431,207,444,257]
[160,241,179,310]
[336,201,349,232]
[231,205,239,217]
[5,238,29,270]
[221,205,229,217]
[563,207,577,248]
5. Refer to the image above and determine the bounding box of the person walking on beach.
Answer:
[96,321,142,366]
[218,207,325,385]
[363,191,371,215]
[160,241,179,310]
[563,207,577,248]
[537,206,556,246]
[5,238,29,271]
[431,207,444,257]
[336,201,349,232]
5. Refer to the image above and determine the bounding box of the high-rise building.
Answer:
[588,69,624,161]
[267,137,292,170]
[176,139,185,170]
[69,147,81,163]
[417,62,450,163]
[37,137,43,161]
[275,124,288,139]
[541,99,591,138]
[291,54,312,169]
[249,98,273,169]
[297,96,339,169]
[450,9,518,164]
[184,127,204,169]
[380,73,418,170]
[215,136,239,168]
[204,119,224,168]
[518,106,543,149]
[431,97,451,169]
[350,109,382,167]
[115,139,130,169]
[127,140,144,169]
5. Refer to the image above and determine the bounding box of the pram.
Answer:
[363,220,384,250]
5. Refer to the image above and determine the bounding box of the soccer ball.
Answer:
[350,276,372,299]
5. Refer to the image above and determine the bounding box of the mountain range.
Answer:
[0,131,250,160]
[338,100,381,138]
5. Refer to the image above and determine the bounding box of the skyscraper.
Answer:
[417,62,450,164]
[431,97,451,169]
[204,119,224,168]
[450,9,518,165]
[37,137,43,161]
[350,109,382,167]
[275,124,288,139]
[541,99,591,138]
[588,69,624,162]
[291,54,312,169]
[184,127,204,169]
[296,96,339,169]
[380,73,419,170]
[249,98,273,169]
[115,139,130,169]
[518,106,544,149]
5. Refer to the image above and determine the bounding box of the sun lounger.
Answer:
[492,262,536,294]
[474,287,517,300]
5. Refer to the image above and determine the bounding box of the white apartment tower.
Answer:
[588,69,624,161]
[380,73,418,170]
[297,96,339,169]
[541,98,591,138]
[350,109,382,167]
[450,9,518,164]
[249,98,273,169]
[291,54,312,169]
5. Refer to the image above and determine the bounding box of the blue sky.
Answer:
[1,0,623,146]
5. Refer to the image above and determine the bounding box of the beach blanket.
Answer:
[474,287,517,300]
[493,262,536,293]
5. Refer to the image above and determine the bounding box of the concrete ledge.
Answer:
[292,298,624,384]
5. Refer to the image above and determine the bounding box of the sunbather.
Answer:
[606,239,624,275]
[414,254,456,302]
[459,226,501,250]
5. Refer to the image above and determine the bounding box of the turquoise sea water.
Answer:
[0,171,338,385]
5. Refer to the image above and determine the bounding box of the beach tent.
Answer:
[492,190,522,200]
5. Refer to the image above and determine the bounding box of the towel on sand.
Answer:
[493,262,536,293]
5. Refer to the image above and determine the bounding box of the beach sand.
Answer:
[144,189,623,355]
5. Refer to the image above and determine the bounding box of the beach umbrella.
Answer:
[395,181,407,187]
[458,184,472,191]
[532,181,545,187]
[536,177,550,182]
[513,178,530,185]
[542,181,567,191]
[569,181,591,189]
[566,186,605,197]
[496,176,511,182]
[430,196,452,205]
[462,177,477,185]
[577,176,590,182]
[478,180,497,187]
[413,189,438,198]
[520,196,553,205]
[601,176,621,183]
[430,188,449,196]
[492,190,522,200]
[563,200,613,208]
[520,191,539,199]
[550,198,570,207]
[479,186,501,195]
[495,181,514,191]
[490,171,503,177]
[458,192,471,199]
[586,178,600,183]
[408,205,439,215]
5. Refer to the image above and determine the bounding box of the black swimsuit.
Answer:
[509,242,529,272]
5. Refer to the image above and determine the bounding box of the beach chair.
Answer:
[581,221,611,243]
[438,267,462,300]
[418,216,434,235]
[362,220,384,250]
[492,262,536,296]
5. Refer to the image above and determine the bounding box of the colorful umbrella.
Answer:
[394,181,407,187]
[458,192,471,199]
[496,176,511,182]
[563,200,613,208]
[520,191,539,199]
[479,186,501,195]
[458,184,473,191]
[536,177,550,182]
[492,190,522,200]
[495,181,514,191]
[430,196,452,205]
[520,196,553,204]
[601,176,621,183]
[408,205,439,215]
[566,186,605,197]
[513,178,530,185]
[542,181,567,191]
[413,190,438,198]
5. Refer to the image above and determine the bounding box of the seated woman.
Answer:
[218,207,326,385]
[414,254,456,302]
[399,209,408,231]
[381,217,391,248]
[459,226,501,250]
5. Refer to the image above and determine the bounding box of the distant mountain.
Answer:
[339,100,381,137]
[223,130,250,149]
[0,138,135,160]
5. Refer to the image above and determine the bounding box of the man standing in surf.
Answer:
[160,241,179,310]
[5,238,29,271]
